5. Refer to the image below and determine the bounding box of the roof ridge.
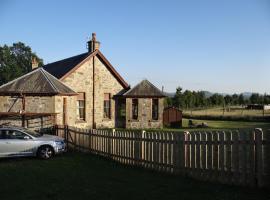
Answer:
[123,80,143,95]
[41,68,77,94]
[123,79,166,97]
[144,79,164,94]
[0,68,39,90]
[43,52,89,66]
[40,68,60,93]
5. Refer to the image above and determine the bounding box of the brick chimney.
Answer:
[32,56,39,70]
[87,33,100,53]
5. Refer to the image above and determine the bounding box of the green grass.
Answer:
[181,118,270,130]
[183,106,270,117]
[0,152,269,200]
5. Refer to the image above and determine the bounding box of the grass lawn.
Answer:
[181,118,270,130]
[0,152,269,200]
[183,106,270,117]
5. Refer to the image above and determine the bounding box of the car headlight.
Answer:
[55,141,64,146]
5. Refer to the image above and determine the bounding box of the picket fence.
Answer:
[49,125,270,188]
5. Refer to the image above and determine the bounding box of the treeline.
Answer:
[0,42,43,85]
[165,87,270,110]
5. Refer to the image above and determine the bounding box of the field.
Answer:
[183,106,270,117]
[181,118,270,130]
[0,152,269,200]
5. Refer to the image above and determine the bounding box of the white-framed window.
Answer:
[77,93,85,120]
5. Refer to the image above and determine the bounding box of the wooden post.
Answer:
[231,130,239,185]
[21,95,26,127]
[254,128,263,187]
[264,130,270,188]
[65,125,69,150]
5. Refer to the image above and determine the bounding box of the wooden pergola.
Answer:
[0,67,77,128]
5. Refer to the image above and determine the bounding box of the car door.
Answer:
[0,130,9,157]
[5,130,36,157]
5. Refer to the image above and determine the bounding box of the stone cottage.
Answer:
[0,33,166,129]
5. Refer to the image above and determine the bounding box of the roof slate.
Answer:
[43,52,90,79]
[0,68,77,96]
[42,50,129,89]
[123,79,166,98]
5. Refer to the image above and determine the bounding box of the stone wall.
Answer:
[0,96,54,113]
[126,98,164,129]
[61,56,125,129]
[0,96,55,129]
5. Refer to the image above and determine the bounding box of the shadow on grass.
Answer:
[0,152,269,200]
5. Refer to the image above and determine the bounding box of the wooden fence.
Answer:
[48,125,270,188]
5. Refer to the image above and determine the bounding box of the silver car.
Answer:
[0,126,66,159]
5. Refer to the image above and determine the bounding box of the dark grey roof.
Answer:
[0,68,77,96]
[123,79,166,98]
[43,52,90,79]
[42,50,129,89]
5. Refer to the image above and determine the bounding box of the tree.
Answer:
[224,95,233,105]
[173,87,183,109]
[238,94,245,106]
[209,93,224,106]
[232,94,239,105]
[250,93,260,104]
[0,42,43,85]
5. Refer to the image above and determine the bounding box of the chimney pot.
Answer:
[32,57,39,70]
[87,33,100,53]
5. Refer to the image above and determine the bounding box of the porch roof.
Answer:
[0,67,77,96]
[123,79,166,98]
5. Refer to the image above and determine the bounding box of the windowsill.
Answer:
[102,118,112,122]
[128,119,139,122]
[149,119,159,122]
[75,120,87,123]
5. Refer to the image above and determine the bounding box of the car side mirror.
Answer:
[24,136,31,140]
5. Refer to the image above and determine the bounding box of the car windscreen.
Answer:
[22,129,42,137]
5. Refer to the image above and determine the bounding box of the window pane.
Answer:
[132,99,138,120]
[77,98,85,120]
[6,131,26,140]
[0,130,6,139]
[104,99,110,118]
[152,99,159,120]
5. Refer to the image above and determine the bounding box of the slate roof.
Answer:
[0,68,77,96]
[42,50,129,89]
[123,79,166,98]
[43,52,90,79]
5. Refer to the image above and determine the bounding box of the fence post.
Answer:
[142,130,146,168]
[108,129,113,159]
[264,130,270,188]
[254,128,263,187]
[65,125,69,150]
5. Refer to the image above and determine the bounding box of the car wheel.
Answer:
[37,146,54,159]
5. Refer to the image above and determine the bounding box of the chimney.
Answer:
[87,33,100,53]
[32,57,39,70]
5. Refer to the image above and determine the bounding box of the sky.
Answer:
[1,0,270,94]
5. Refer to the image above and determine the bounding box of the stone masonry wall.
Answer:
[61,56,124,129]
[0,96,55,128]
[0,96,54,113]
[126,98,164,129]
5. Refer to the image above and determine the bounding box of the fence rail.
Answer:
[46,125,270,188]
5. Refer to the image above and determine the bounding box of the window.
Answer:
[132,99,138,120]
[104,93,111,118]
[6,130,27,140]
[77,93,85,120]
[152,98,159,120]
[0,130,7,139]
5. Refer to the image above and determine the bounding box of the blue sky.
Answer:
[1,0,270,94]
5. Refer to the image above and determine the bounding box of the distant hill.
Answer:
[163,92,175,97]
[242,92,253,98]
[164,91,257,98]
